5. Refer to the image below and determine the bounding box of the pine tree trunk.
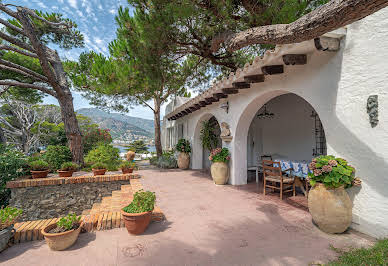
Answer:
[0,126,5,144]
[153,98,163,157]
[57,91,84,165]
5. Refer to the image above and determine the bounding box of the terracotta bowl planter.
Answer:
[30,170,49,179]
[210,162,229,185]
[177,152,190,170]
[121,168,134,174]
[0,225,14,252]
[41,222,83,251]
[92,169,106,176]
[121,210,152,235]
[57,170,74,177]
[308,183,352,234]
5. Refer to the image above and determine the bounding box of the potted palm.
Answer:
[57,162,78,177]
[91,162,107,176]
[0,207,22,252]
[119,161,136,174]
[176,139,191,170]
[29,160,50,179]
[121,190,156,235]
[41,213,83,251]
[209,148,231,185]
[308,155,361,234]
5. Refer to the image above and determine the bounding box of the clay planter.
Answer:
[210,162,229,185]
[30,170,49,179]
[121,210,152,235]
[92,168,106,176]
[57,170,74,177]
[308,183,352,234]
[177,152,190,170]
[0,225,14,252]
[121,168,134,174]
[41,223,83,251]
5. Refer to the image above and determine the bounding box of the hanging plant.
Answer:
[200,120,219,152]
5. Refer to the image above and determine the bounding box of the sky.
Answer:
[2,0,166,120]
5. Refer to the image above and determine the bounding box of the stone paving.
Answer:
[0,169,374,266]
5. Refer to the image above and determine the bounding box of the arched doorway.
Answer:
[233,91,327,185]
[192,113,222,170]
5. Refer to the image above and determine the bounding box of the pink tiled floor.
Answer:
[1,169,374,266]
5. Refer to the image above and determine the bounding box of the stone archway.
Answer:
[232,90,326,185]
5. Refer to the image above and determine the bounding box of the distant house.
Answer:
[162,8,388,238]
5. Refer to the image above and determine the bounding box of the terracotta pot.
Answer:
[30,170,49,179]
[41,223,83,251]
[177,152,190,170]
[308,183,352,234]
[126,151,136,161]
[122,168,134,174]
[57,170,74,177]
[210,162,229,185]
[92,169,106,176]
[121,210,152,235]
[0,225,14,252]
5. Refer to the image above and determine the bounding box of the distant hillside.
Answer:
[77,108,154,141]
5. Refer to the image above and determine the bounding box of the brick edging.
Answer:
[6,173,142,189]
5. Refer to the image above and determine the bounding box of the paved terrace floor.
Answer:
[1,169,374,266]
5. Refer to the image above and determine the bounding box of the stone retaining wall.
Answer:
[7,174,140,221]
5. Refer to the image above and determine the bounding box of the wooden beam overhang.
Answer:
[200,100,211,106]
[232,81,250,89]
[189,106,198,111]
[282,54,307,65]
[222,88,238,94]
[314,37,340,52]
[261,65,284,75]
[244,74,265,83]
[213,92,228,99]
[195,104,201,109]
[185,108,192,113]
[205,96,219,103]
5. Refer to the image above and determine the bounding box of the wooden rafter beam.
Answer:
[261,65,284,75]
[222,88,239,94]
[213,92,228,99]
[232,81,250,89]
[282,54,307,65]
[244,74,265,83]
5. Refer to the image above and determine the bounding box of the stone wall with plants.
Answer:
[7,174,138,221]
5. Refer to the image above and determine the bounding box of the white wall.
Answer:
[247,94,316,166]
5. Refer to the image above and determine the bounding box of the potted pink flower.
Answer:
[209,148,230,185]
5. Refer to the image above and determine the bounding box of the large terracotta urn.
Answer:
[177,152,190,169]
[210,162,229,185]
[308,183,352,234]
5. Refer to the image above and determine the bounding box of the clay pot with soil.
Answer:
[42,214,82,251]
[209,148,231,185]
[121,190,155,235]
[91,162,107,176]
[119,161,136,174]
[175,139,191,170]
[29,160,50,179]
[57,162,78,177]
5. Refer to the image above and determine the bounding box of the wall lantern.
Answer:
[367,95,378,128]
[220,101,229,113]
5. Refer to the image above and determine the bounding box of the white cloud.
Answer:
[37,2,47,8]
[67,0,77,9]
[109,9,116,15]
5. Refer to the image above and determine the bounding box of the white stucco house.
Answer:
[161,8,388,238]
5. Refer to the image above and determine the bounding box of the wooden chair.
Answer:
[250,155,273,183]
[262,160,295,200]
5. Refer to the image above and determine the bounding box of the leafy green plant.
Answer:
[200,120,219,152]
[308,155,356,188]
[149,156,158,166]
[29,160,49,171]
[59,162,79,171]
[0,206,23,230]
[122,190,156,213]
[176,139,191,153]
[42,145,72,170]
[85,144,120,170]
[119,161,136,170]
[209,148,231,163]
[56,213,81,231]
[91,162,107,170]
[157,151,177,169]
[0,145,28,207]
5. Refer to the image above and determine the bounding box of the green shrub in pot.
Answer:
[42,145,72,170]
[0,206,22,252]
[29,160,50,171]
[91,162,108,170]
[59,162,79,171]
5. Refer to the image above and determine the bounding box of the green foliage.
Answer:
[126,140,148,154]
[56,213,81,231]
[119,161,136,170]
[0,145,28,207]
[176,139,191,153]
[200,120,219,152]
[122,190,156,213]
[60,162,78,171]
[328,239,388,266]
[209,148,231,163]
[85,144,120,170]
[0,206,22,230]
[91,162,108,170]
[149,156,159,166]
[308,155,356,188]
[42,145,72,170]
[29,160,49,171]
[157,151,177,169]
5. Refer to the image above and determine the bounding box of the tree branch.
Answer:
[0,80,57,97]
[0,17,26,36]
[0,44,39,58]
[0,31,35,53]
[211,0,388,52]
[0,3,19,19]
[0,58,48,82]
